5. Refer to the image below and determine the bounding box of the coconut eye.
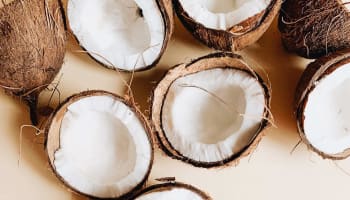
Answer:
[152,53,271,168]
[134,183,211,200]
[173,0,281,51]
[67,0,173,71]
[46,91,153,199]
[296,51,350,159]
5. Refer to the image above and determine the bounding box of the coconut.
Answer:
[151,52,271,168]
[45,90,154,199]
[67,0,174,72]
[296,50,350,159]
[0,0,66,125]
[134,182,211,200]
[173,0,281,51]
[279,0,350,58]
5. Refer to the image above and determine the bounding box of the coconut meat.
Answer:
[68,0,165,70]
[136,188,204,200]
[341,0,350,10]
[162,68,266,163]
[304,63,350,155]
[179,0,272,30]
[54,96,151,198]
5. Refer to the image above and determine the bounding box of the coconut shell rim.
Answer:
[132,182,212,200]
[44,90,155,200]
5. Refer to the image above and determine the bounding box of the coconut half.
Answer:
[67,0,173,71]
[0,0,66,125]
[152,53,271,168]
[173,0,281,51]
[296,50,350,159]
[279,0,350,58]
[46,91,153,199]
[134,182,211,200]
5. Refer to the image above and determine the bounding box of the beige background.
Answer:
[0,9,350,200]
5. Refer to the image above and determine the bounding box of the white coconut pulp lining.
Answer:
[296,51,350,159]
[46,91,152,199]
[179,0,272,30]
[152,53,271,167]
[67,0,167,71]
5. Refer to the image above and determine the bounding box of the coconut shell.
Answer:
[0,0,66,124]
[173,0,282,51]
[45,90,154,200]
[295,50,350,159]
[279,0,350,59]
[151,52,272,168]
[67,0,174,72]
[133,182,212,200]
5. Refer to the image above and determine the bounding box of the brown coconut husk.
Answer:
[173,0,282,51]
[133,182,212,200]
[279,0,350,58]
[67,0,174,72]
[151,52,272,168]
[295,50,350,159]
[0,0,66,125]
[45,90,155,200]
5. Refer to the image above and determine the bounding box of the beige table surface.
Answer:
[1,5,350,200]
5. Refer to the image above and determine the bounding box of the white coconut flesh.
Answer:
[179,0,272,30]
[161,68,266,163]
[53,95,152,198]
[68,0,165,70]
[136,188,204,200]
[303,63,350,155]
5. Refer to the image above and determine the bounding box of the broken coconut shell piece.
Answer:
[279,0,350,58]
[134,182,211,200]
[0,0,66,125]
[67,0,174,72]
[296,50,350,159]
[46,91,153,199]
[173,0,281,51]
[152,52,271,168]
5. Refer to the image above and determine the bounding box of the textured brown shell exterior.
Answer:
[151,52,272,168]
[173,0,282,51]
[0,0,66,95]
[295,50,350,159]
[279,0,350,58]
[45,90,155,200]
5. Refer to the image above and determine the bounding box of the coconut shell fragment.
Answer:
[152,52,272,168]
[173,0,282,51]
[295,50,350,159]
[0,0,66,125]
[279,0,350,58]
[46,90,154,199]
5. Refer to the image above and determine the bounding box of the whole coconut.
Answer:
[0,0,66,125]
[279,0,350,58]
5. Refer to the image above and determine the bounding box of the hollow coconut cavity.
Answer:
[134,182,211,200]
[46,91,153,199]
[279,0,350,59]
[296,50,350,159]
[173,0,281,51]
[67,0,173,71]
[152,53,271,168]
[0,0,66,125]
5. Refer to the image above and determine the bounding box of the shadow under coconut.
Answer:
[241,19,311,149]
